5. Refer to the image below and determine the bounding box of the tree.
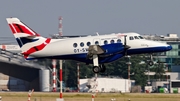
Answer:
[132,63,147,87]
[106,55,147,87]
[174,58,180,65]
[153,60,165,81]
[130,55,147,87]
[40,54,149,88]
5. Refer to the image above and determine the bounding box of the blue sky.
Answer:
[0,0,180,39]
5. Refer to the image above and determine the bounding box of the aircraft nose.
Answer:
[166,45,172,51]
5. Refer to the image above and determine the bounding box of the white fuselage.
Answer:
[29,32,171,58]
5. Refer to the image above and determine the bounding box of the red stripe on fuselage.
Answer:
[23,38,51,59]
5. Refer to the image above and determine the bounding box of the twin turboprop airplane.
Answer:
[6,17,172,73]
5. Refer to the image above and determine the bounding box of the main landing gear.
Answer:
[92,54,106,73]
[92,64,106,73]
[87,45,106,74]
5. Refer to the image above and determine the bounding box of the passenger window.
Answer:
[95,41,99,45]
[129,36,134,40]
[73,43,78,48]
[104,40,108,45]
[134,36,139,39]
[110,40,114,43]
[80,42,84,47]
[117,39,121,43]
[87,42,91,46]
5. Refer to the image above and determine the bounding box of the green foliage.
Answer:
[151,60,165,81]
[39,54,152,88]
[174,58,180,65]
[129,55,147,87]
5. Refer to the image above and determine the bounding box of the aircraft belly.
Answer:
[127,46,170,55]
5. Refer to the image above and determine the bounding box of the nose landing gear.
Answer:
[148,60,154,66]
[146,54,154,66]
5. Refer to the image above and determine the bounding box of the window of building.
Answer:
[129,36,134,40]
[95,41,99,45]
[117,39,121,43]
[73,43,77,48]
[80,42,84,47]
[104,40,108,45]
[171,44,179,50]
[110,40,114,43]
[158,58,166,62]
[156,52,166,56]
[166,51,178,56]
[87,42,91,46]
[172,82,180,87]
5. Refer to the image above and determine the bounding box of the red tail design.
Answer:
[8,23,40,36]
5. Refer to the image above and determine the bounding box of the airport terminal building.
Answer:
[143,34,180,93]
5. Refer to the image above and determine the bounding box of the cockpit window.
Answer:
[134,36,139,39]
[129,36,134,40]
[138,36,144,39]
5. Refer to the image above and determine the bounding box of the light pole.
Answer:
[56,60,64,101]
[126,55,131,92]
[147,64,150,85]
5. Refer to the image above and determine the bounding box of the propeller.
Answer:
[123,35,131,56]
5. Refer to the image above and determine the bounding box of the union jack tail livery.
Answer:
[6,18,51,59]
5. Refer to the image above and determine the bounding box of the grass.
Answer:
[0,92,180,101]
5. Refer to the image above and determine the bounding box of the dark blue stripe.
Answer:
[26,46,172,64]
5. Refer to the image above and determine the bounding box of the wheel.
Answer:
[148,61,154,66]
[92,66,100,73]
[100,64,106,73]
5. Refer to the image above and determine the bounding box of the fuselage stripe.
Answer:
[23,38,51,58]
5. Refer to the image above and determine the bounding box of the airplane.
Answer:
[0,45,21,53]
[6,17,172,73]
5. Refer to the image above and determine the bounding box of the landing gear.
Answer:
[93,66,100,73]
[92,64,106,73]
[87,45,106,74]
[100,64,106,73]
[147,54,154,66]
[148,60,154,66]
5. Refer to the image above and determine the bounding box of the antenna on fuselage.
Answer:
[96,32,99,36]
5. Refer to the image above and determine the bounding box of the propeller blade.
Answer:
[123,35,130,56]
[124,35,127,46]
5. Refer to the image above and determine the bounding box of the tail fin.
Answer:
[6,17,51,59]
[6,18,40,37]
